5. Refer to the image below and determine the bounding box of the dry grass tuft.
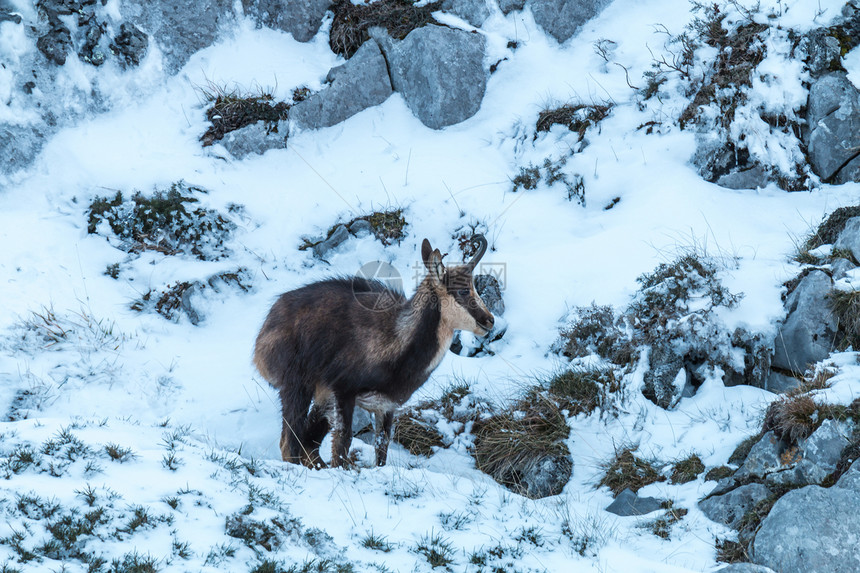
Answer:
[472,392,570,492]
[329,0,441,59]
[669,454,705,484]
[393,411,444,457]
[763,395,824,444]
[598,447,665,496]
[829,289,860,351]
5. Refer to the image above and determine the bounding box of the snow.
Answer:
[1,1,859,572]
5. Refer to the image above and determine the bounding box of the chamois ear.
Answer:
[421,239,445,282]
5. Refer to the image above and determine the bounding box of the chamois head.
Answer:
[422,235,495,336]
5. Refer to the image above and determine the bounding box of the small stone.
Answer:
[605,488,663,516]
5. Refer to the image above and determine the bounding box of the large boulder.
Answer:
[373,25,487,129]
[242,0,331,42]
[752,484,860,572]
[805,72,860,184]
[290,40,393,130]
[529,0,612,44]
[121,0,235,72]
[771,270,837,377]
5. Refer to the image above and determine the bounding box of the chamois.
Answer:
[254,235,495,468]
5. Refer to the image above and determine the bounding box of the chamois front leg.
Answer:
[374,410,395,467]
[330,394,355,468]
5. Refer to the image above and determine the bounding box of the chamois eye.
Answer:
[456,289,469,297]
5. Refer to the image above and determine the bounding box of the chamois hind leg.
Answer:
[278,383,312,465]
[301,403,330,468]
[329,394,355,468]
[374,410,395,467]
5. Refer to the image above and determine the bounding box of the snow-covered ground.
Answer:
[1,0,859,571]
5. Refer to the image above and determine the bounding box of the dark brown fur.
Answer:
[254,236,494,468]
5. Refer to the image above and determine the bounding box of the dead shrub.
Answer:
[535,103,612,141]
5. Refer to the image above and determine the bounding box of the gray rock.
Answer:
[242,0,331,43]
[735,431,785,481]
[348,219,372,237]
[499,0,526,14]
[312,225,350,259]
[605,488,663,516]
[769,419,853,486]
[529,0,612,44]
[373,25,487,129]
[752,485,860,572]
[290,40,393,130]
[474,274,505,316]
[830,256,856,280]
[763,370,802,394]
[442,0,491,27]
[220,120,288,158]
[771,270,837,375]
[121,0,235,72]
[715,164,770,190]
[110,23,149,67]
[804,28,841,78]
[642,344,684,409]
[835,458,860,491]
[835,217,860,263]
[698,483,771,530]
[806,72,860,183]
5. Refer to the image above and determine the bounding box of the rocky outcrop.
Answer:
[373,25,487,129]
[291,40,393,130]
[530,0,612,44]
[770,270,838,382]
[120,0,235,73]
[242,0,332,42]
[752,469,860,572]
[805,72,860,184]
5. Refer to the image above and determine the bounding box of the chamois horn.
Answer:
[465,234,488,271]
